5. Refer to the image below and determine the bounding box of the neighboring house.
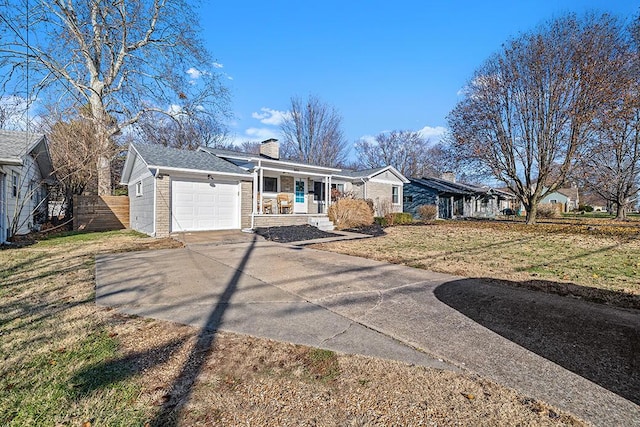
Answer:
[403,176,515,219]
[0,129,54,243]
[539,186,579,213]
[581,193,608,212]
[120,139,408,237]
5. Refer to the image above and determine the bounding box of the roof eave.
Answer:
[150,165,252,179]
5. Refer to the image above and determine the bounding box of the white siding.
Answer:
[127,154,155,235]
[3,156,45,237]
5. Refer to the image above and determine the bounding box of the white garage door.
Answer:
[171,178,240,232]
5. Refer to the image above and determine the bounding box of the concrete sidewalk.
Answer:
[96,234,640,426]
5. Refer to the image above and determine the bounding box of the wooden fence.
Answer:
[73,195,129,232]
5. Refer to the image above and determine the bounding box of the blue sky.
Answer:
[200,1,637,152]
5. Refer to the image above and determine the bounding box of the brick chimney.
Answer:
[441,172,456,183]
[260,138,280,160]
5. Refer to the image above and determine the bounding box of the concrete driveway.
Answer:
[96,232,640,426]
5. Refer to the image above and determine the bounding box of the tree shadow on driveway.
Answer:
[433,278,640,405]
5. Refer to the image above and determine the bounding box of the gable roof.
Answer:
[336,165,410,183]
[0,129,54,179]
[556,187,579,202]
[121,143,251,183]
[0,129,44,164]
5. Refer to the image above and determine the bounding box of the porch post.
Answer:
[251,169,258,230]
[258,165,263,214]
[327,175,332,208]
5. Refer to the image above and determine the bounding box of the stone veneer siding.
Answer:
[240,181,253,229]
[155,175,171,237]
[254,214,327,228]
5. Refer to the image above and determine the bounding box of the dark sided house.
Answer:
[403,176,515,219]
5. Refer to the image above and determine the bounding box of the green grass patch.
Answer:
[304,349,340,383]
[0,331,147,426]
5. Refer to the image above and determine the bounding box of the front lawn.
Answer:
[313,221,640,309]
[0,230,584,426]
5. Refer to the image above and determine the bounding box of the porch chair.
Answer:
[277,193,292,214]
[258,193,273,214]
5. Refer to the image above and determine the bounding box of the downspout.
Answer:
[360,177,367,199]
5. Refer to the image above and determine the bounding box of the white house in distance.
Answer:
[539,185,580,213]
[120,139,408,237]
[0,129,54,243]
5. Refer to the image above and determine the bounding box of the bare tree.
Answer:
[355,130,452,177]
[448,13,628,224]
[574,80,640,220]
[280,95,349,167]
[133,112,229,151]
[0,0,229,195]
[0,95,27,130]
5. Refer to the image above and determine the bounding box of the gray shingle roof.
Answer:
[409,177,479,195]
[337,166,388,178]
[133,143,250,176]
[0,129,45,161]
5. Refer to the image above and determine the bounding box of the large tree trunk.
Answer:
[615,201,626,221]
[525,201,537,225]
[90,92,113,196]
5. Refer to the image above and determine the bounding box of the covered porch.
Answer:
[250,160,340,228]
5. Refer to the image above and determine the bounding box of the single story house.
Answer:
[403,176,515,219]
[120,139,408,237]
[0,129,54,243]
[539,186,579,213]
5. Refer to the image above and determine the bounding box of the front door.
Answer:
[294,179,307,213]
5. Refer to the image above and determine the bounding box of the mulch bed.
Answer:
[255,225,340,243]
[256,223,387,243]
[343,223,386,236]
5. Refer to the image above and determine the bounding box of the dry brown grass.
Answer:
[0,230,585,426]
[312,221,640,309]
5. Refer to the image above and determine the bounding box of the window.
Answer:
[313,181,325,201]
[392,186,399,204]
[403,195,413,203]
[263,177,277,192]
[12,173,19,198]
[135,181,143,197]
[331,183,344,193]
[549,199,557,204]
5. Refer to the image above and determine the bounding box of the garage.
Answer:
[171,178,240,232]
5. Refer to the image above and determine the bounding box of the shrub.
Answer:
[536,204,560,218]
[374,216,388,226]
[328,198,374,230]
[417,204,437,220]
[579,204,594,212]
[364,199,375,215]
[385,212,413,225]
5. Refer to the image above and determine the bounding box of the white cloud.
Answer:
[417,125,447,143]
[356,134,377,144]
[245,127,281,140]
[186,67,202,80]
[167,104,186,117]
[251,107,291,126]
[212,62,224,68]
